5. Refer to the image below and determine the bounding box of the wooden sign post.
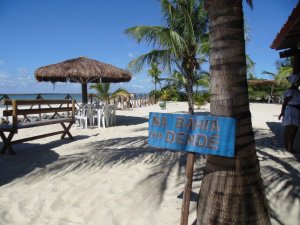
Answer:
[148,112,236,225]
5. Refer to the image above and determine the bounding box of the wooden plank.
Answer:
[180,152,195,225]
[17,118,75,129]
[72,100,75,119]
[60,122,74,139]
[3,107,73,117]
[4,99,73,105]
[0,131,16,154]
[12,100,17,127]
[11,131,65,144]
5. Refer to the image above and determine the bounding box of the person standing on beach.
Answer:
[278,73,300,153]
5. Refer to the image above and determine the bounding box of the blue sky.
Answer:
[0,0,298,94]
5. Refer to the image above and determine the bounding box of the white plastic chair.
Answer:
[101,105,111,128]
[110,103,117,126]
[75,104,94,129]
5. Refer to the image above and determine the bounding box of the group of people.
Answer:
[278,73,300,153]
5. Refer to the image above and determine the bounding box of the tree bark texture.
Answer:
[197,1,271,225]
[185,69,195,115]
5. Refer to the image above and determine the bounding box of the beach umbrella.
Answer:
[34,56,131,104]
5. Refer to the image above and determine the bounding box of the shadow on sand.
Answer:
[0,135,206,215]
[254,122,300,225]
[115,115,148,126]
[2,118,299,224]
[0,135,89,186]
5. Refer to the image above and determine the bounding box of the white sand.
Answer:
[0,102,299,225]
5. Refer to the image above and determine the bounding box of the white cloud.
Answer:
[17,68,36,87]
[0,68,37,89]
[0,71,12,86]
[132,84,144,89]
[128,52,134,58]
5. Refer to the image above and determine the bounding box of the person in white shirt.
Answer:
[278,73,300,153]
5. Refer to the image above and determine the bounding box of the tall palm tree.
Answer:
[126,2,209,224]
[197,1,271,224]
[125,0,209,114]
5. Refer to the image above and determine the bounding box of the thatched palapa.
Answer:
[35,56,131,103]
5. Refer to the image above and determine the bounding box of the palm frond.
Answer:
[262,70,276,79]
[127,49,173,73]
[111,88,130,99]
[161,0,176,24]
[246,0,253,10]
[89,83,110,102]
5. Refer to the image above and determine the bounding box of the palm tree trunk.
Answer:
[154,82,157,103]
[197,1,271,224]
[186,71,195,115]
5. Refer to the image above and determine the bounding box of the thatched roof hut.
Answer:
[35,56,131,103]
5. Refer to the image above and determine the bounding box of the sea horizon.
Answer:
[0,92,153,106]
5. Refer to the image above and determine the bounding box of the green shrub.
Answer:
[159,87,187,101]
[193,93,210,108]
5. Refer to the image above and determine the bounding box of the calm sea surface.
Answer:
[0,93,148,108]
[0,93,82,102]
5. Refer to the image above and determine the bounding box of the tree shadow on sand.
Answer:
[0,135,89,186]
[115,115,148,126]
[254,122,300,225]
[13,136,206,210]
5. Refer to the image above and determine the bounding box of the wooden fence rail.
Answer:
[1,93,156,111]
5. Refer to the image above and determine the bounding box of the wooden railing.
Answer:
[1,93,155,110]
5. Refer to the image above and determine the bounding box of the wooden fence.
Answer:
[0,93,156,110]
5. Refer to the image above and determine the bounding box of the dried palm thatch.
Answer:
[34,56,131,103]
[35,56,131,84]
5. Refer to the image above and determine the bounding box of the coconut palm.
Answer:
[90,83,110,103]
[126,2,209,224]
[148,62,162,103]
[197,1,271,225]
[125,0,209,114]
[194,71,210,93]
[262,58,293,92]
[90,83,130,104]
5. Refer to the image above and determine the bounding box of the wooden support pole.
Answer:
[12,100,17,129]
[72,100,75,119]
[180,152,195,225]
[81,83,88,104]
[140,94,142,107]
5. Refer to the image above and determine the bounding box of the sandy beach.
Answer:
[0,102,299,225]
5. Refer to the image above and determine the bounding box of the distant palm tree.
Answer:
[90,83,110,103]
[125,0,209,114]
[147,62,162,103]
[262,58,292,90]
[90,83,130,104]
[197,1,271,225]
[194,71,210,93]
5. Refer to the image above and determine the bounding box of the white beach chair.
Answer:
[110,103,118,126]
[75,104,94,129]
[101,104,111,128]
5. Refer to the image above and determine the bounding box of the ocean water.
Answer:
[0,93,82,102]
[0,93,149,107]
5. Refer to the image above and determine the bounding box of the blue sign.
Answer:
[148,112,236,157]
